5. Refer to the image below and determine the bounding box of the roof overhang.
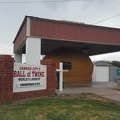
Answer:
[13,16,120,56]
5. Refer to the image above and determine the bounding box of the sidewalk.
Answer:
[56,82,120,103]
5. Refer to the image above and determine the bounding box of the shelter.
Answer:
[13,16,120,86]
[92,61,120,82]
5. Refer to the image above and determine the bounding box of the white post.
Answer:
[56,62,69,92]
[14,53,22,63]
[26,37,41,65]
[59,62,63,91]
[26,17,31,36]
[92,65,96,82]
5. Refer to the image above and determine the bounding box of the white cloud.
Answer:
[90,52,120,61]
[0,43,13,55]
[0,0,120,61]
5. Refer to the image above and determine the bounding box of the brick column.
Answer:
[0,55,14,103]
[42,59,56,96]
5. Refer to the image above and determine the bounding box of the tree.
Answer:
[107,61,120,68]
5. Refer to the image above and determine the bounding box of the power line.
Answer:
[0,0,86,3]
[90,1,120,25]
[76,0,96,21]
[93,13,120,24]
[84,0,113,23]
[99,1,120,17]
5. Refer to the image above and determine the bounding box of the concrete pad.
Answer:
[102,95,120,102]
[90,88,119,96]
[56,87,120,103]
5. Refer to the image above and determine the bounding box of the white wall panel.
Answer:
[93,66,109,82]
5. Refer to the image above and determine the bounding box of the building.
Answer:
[92,61,120,82]
[43,47,93,87]
[13,16,120,87]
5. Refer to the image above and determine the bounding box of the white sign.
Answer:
[13,63,47,93]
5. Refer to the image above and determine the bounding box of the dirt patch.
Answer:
[112,88,120,91]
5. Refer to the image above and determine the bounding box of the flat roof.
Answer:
[13,16,120,55]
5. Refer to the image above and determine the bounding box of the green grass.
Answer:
[0,94,120,120]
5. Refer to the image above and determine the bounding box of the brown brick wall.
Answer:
[0,55,56,103]
[42,59,56,96]
[0,55,14,103]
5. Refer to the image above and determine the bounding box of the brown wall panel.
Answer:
[14,16,120,53]
[43,48,93,86]
[14,22,27,52]
[30,18,120,45]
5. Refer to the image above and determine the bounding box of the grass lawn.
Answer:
[0,94,120,120]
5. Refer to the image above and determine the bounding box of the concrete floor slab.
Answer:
[56,82,120,103]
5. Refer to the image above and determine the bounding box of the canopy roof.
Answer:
[13,16,120,56]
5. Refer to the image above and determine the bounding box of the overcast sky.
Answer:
[0,0,120,61]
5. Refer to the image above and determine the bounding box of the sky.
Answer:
[0,0,120,61]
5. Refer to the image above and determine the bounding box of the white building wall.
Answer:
[26,37,41,65]
[14,53,22,63]
[92,66,109,82]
